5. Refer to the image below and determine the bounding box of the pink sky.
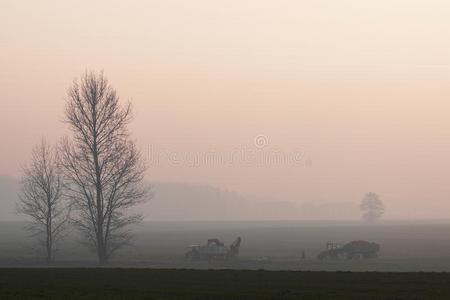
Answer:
[1,0,449,219]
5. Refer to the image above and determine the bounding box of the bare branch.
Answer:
[60,71,150,265]
[18,138,70,264]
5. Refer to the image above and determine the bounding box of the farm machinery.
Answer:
[185,237,242,260]
[317,240,380,260]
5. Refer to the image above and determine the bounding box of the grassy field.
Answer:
[1,268,450,299]
[3,220,450,271]
[2,221,450,299]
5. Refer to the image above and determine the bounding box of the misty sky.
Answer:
[1,0,449,219]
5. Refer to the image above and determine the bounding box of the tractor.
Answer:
[317,240,380,260]
[185,237,242,260]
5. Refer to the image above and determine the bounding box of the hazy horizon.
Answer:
[1,176,449,222]
[2,0,450,220]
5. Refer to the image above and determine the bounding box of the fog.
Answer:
[1,0,450,222]
[0,176,359,221]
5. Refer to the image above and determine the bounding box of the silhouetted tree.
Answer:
[360,192,385,223]
[60,71,149,265]
[18,139,69,264]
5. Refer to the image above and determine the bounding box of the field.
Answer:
[2,220,450,272]
[2,268,450,299]
[2,221,450,299]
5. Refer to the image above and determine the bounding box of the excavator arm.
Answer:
[228,237,242,258]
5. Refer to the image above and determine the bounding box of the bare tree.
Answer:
[18,139,69,264]
[60,71,149,265]
[360,192,385,223]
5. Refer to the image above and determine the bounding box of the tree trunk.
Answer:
[46,217,52,265]
[97,246,107,265]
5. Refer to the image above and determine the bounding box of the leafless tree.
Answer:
[18,139,69,264]
[60,71,149,265]
[360,192,385,223]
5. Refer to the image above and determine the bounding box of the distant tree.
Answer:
[360,192,385,223]
[18,139,69,264]
[60,71,149,265]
